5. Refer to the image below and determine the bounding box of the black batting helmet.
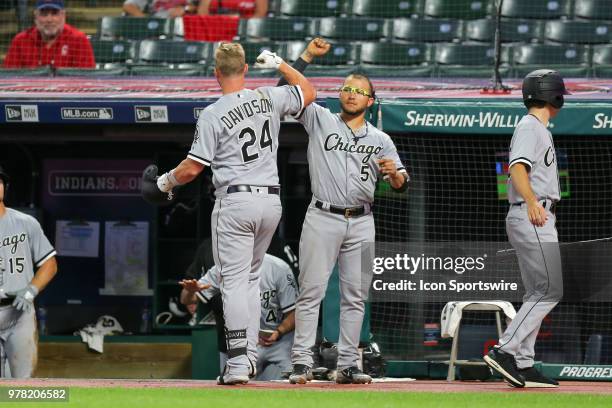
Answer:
[522,69,570,109]
[0,165,9,189]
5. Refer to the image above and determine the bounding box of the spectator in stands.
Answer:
[3,0,95,69]
[197,0,268,18]
[123,0,197,18]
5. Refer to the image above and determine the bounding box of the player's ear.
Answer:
[367,97,375,108]
[243,64,248,75]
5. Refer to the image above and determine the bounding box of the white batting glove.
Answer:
[254,50,283,70]
[156,170,179,193]
[8,284,38,313]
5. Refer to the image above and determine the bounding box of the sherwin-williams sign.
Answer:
[378,100,612,135]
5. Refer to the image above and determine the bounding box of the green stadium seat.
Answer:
[280,0,346,17]
[500,0,571,19]
[137,40,211,64]
[359,42,433,77]
[316,17,386,41]
[432,43,501,77]
[242,42,284,64]
[574,0,612,21]
[97,17,172,40]
[434,43,494,65]
[512,44,590,77]
[0,67,51,77]
[130,65,206,76]
[545,21,612,45]
[351,0,420,18]
[90,40,136,65]
[423,0,489,19]
[241,17,313,41]
[55,67,128,76]
[592,45,612,78]
[465,19,543,43]
[390,18,462,43]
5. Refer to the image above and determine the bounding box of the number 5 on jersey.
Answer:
[239,119,272,163]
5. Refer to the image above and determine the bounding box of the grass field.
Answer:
[2,387,612,408]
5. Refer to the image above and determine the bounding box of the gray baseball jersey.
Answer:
[0,208,55,378]
[499,113,562,370]
[507,114,560,203]
[197,254,297,332]
[0,208,56,293]
[297,103,406,206]
[188,85,304,190]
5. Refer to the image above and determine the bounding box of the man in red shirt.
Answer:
[3,0,95,69]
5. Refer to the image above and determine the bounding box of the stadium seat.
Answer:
[423,0,489,19]
[500,0,571,19]
[316,17,386,41]
[359,42,434,77]
[464,19,543,43]
[241,17,313,41]
[130,65,206,76]
[137,40,211,64]
[90,40,136,65]
[0,67,51,77]
[592,44,612,77]
[433,43,504,77]
[279,0,346,17]
[97,17,172,40]
[574,0,612,21]
[351,0,420,18]
[390,18,462,43]
[512,44,590,77]
[279,0,347,17]
[55,67,128,76]
[545,21,612,45]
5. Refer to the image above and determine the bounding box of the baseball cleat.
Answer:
[289,364,313,384]
[216,374,249,385]
[336,366,372,384]
[519,367,559,388]
[483,348,525,388]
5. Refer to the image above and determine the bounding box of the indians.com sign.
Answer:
[48,171,142,196]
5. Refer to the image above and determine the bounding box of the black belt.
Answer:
[227,185,280,195]
[511,200,557,214]
[315,200,366,218]
[0,298,13,306]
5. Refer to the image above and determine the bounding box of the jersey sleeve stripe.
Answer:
[509,157,533,168]
[290,85,305,118]
[35,249,56,267]
[187,153,211,166]
[281,302,296,313]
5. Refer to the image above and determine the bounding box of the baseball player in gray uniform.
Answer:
[484,70,568,388]
[288,74,409,384]
[0,165,57,378]
[181,253,297,380]
[142,43,315,385]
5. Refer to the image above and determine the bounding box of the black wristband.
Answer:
[276,57,310,86]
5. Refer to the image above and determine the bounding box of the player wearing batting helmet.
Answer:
[484,70,569,388]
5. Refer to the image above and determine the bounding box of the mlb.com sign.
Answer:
[5,105,39,122]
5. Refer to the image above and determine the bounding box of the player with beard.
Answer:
[3,0,95,69]
[287,74,409,384]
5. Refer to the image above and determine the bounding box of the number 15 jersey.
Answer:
[188,85,305,189]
